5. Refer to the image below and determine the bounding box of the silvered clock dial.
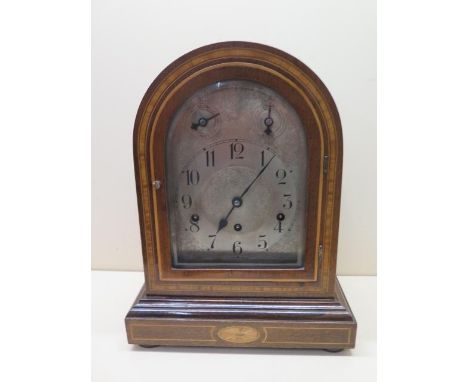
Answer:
[166,80,307,268]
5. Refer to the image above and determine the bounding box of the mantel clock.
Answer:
[125,42,356,350]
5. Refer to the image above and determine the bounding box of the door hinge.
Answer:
[318,244,323,262]
[323,155,329,174]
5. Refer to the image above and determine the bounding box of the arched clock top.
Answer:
[133,42,343,298]
[126,42,355,351]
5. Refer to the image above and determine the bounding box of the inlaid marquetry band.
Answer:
[134,42,342,296]
[128,321,353,347]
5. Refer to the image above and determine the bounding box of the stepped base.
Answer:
[125,278,356,349]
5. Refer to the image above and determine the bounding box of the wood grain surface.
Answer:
[127,42,355,349]
[133,41,343,297]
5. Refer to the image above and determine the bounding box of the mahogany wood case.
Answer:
[125,42,357,350]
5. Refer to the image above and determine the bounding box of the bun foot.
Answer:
[323,348,344,353]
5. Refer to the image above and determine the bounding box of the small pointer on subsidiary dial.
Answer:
[191,113,220,130]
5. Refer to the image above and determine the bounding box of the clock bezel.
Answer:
[133,42,343,297]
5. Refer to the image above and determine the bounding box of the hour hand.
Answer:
[216,196,242,234]
[217,218,228,232]
[211,196,242,247]
[210,212,231,248]
[191,112,220,130]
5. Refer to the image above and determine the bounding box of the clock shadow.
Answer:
[131,345,352,357]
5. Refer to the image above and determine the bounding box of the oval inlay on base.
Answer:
[217,326,260,343]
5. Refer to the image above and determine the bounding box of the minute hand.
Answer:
[240,154,276,199]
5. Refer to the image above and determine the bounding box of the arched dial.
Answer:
[166,80,307,268]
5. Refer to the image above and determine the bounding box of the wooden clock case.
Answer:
[125,42,356,350]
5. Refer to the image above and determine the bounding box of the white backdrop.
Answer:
[91,0,376,275]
